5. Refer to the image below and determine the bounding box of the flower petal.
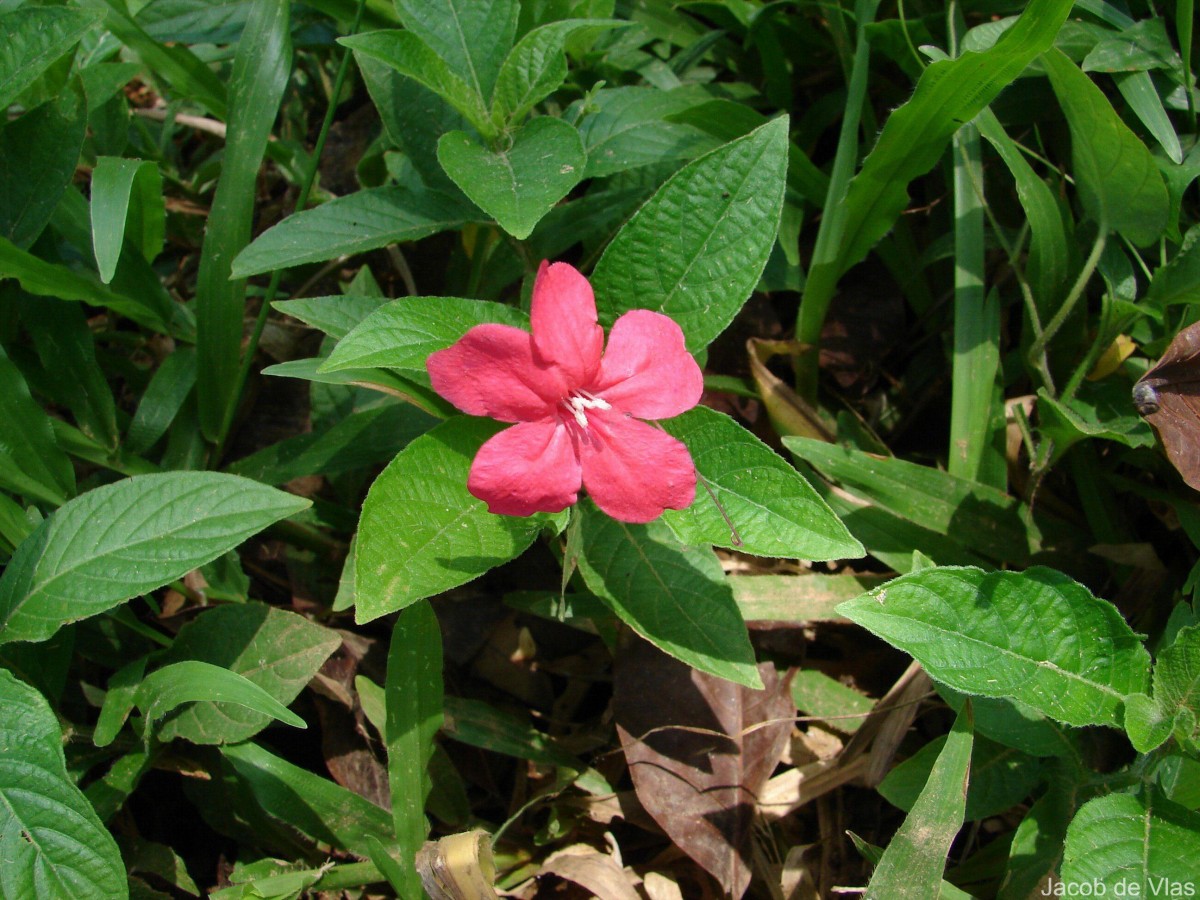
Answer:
[580,412,696,523]
[590,310,703,420]
[468,420,582,516]
[427,323,558,422]
[530,260,604,392]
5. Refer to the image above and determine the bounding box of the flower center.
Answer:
[562,389,610,428]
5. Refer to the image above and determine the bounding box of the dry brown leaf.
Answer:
[540,846,641,900]
[642,870,685,900]
[613,637,795,899]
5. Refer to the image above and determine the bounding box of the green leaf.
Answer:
[575,86,722,179]
[273,295,391,341]
[660,407,863,559]
[437,117,586,240]
[94,658,147,747]
[492,19,623,123]
[865,708,972,897]
[0,668,127,900]
[1115,71,1183,165]
[784,437,1051,566]
[879,734,1041,821]
[94,1,227,119]
[575,501,761,688]
[1042,48,1169,245]
[591,116,788,353]
[21,296,121,451]
[0,344,76,506]
[938,685,1080,759]
[1036,382,1155,467]
[393,0,518,105]
[195,0,291,440]
[442,695,581,769]
[0,473,310,645]
[0,6,100,109]
[341,29,492,136]
[1153,624,1200,746]
[1060,792,1200,890]
[354,417,556,622]
[90,158,165,284]
[976,106,1070,326]
[1148,224,1200,308]
[831,0,1074,277]
[386,602,443,898]
[125,348,197,455]
[0,83,86,249]
[0,234,170,332]
[837,567,1151,729]
[135,660,308,737]
[48,185,185,337]
[225,403,436,485]
[1124,692,1173,753]
[151,604,341,744]
[320,296,528,375]
[232,185,475,278]
[999,770,1075,899]
[220,741,393,857]
[357,55,471,195]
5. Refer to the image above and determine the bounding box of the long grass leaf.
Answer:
[194,0,291,442]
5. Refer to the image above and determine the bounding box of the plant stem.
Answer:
[1027,228,1107,394]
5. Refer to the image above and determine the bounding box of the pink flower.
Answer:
[427,261,703,523]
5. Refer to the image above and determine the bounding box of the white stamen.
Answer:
[562,390,611,428]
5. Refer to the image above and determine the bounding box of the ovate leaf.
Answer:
[591,117,787,353]
[437,117,586,240]
[660,406,862,559]
[838,567,1151,729]
[492,19,624,123]
[0,473,310,645]
[341,29,492,136]
[576,501,760,687]
[321,296,528,375]
[1152,624,1200,746]
[1060,792,1200,890]
[393,0,517,105]
[152,604,341,744]
[135,660,308,737]
[0,83,86,249]
[0,668,127,900]
[1042,48,1169,245]
[232,185,476,278]
[0,6,100,109]
[355,417,558,622]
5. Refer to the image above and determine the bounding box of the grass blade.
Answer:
[194,0,291,442]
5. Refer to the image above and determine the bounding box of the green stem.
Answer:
[1027,228,1107,394]
[212,0,368,463]
[793,0,879,404]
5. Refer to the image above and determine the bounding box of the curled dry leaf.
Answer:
[613,635,795,899]
[1133,320,1200,491]
[416,830,498,900]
